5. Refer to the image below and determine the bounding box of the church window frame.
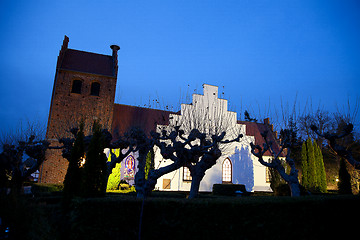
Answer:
[71,79,83,94]
[222,158,232,183]
[90,82,101,96]
[266,167,271,183]
[183,167,192,181]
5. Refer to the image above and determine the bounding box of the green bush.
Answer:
[82,121,108,197]
[301,138,327,193]
[32,183,64,193]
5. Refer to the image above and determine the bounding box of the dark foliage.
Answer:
[82,121,108,197]
[338,158,352,194]
[62,123,85,203]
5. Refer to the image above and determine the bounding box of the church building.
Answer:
[39,36,280,192]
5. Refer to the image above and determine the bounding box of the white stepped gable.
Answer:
[163,84,245,143]
[154,84,271,192]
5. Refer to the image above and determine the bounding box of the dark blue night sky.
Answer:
[0,0,359,135]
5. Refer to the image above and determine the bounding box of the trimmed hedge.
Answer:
[3,194,359,240]
[31,183,64,194]
[63,195,358,240]
[213,184,250,196]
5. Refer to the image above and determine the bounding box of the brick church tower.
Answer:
[39,36,120,183]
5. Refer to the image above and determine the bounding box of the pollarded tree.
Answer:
[0,135,50,195]
[106,137,134,186]
[151,88,243,198]
[145,126,241,199]
[144,127,202,197]
[311,123,360,170]
[250,129,301,197]
[185,132,241,199]
[125,127,155,199]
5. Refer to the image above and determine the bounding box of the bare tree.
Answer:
[145,126,241,199]
[298,110,334,144]
[311,123,360,170]
[152,87,243,198]
[0,118,46,148]
[106,137,134,184]
[144,127,204,197]
[124,127,155,199]
[185,132,241,198]
[250,130,301,196]
[0,136,49,195]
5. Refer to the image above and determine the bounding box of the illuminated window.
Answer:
[266,168,271,183]
[71,80,82,94]
[222,158,232,183]
[90,82,100,96]
[183,167,192,181]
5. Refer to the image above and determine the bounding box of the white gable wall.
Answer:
[154,84,271,192]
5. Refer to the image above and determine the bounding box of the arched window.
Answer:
[90,82,100,96]
[222,158,232,183]
[71,80,82,94]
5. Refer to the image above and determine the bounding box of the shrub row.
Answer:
[31,183,64,194]
[4,194,359,240]
[63,195,358,240]
[212,184,250,196]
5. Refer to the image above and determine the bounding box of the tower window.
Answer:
[71,80,82,94]
[222,158,232,183]
[90,82,100,96]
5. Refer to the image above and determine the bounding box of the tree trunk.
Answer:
[135,151,147,199]
[188,174,203,199]
[144,161,182,196]
[188,166,206,199]
[289,182,300,197]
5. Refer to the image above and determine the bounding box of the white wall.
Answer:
[154,84,272,192]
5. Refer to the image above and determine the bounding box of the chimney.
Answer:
[110,45,120,76]
[263,118,270,125]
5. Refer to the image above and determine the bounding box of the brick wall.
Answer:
[39,69,117,183]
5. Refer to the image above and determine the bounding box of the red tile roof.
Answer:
[238,121,284,157]
[111,104,177,141]
[60,49,115,77]
[111,105,283,157]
